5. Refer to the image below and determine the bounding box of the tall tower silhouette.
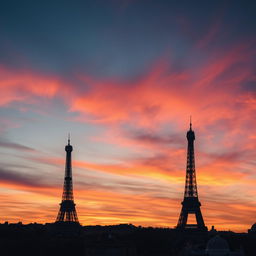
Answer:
[176,120,207,230]
[56,136,79,223]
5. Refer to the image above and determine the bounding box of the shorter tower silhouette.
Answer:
[56,136,79,223]
[176,120,207,230]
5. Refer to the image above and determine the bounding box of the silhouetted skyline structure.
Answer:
[177,120,207,230]
[56,136,79,223]
[1,222,253,256]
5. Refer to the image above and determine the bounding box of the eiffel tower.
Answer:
[56,135,79,223]
[176,120,207,230]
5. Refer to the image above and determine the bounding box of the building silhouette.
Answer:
[176,120,207,231]
[56,135,79,223]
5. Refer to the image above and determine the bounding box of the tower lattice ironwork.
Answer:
[176,120,207,230]
[56,136,79,223]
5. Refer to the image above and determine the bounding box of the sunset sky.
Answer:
[0,0,256,232]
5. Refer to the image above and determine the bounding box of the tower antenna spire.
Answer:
[190,116,192,130]
[68,133,70,145]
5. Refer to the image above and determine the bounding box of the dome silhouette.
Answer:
[206,235,230,255]
[250,223,256,232]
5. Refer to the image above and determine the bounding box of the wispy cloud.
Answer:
[0,167,48,188]
[0,139,36,152]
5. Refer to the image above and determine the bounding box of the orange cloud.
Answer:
[1,177,255,232]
